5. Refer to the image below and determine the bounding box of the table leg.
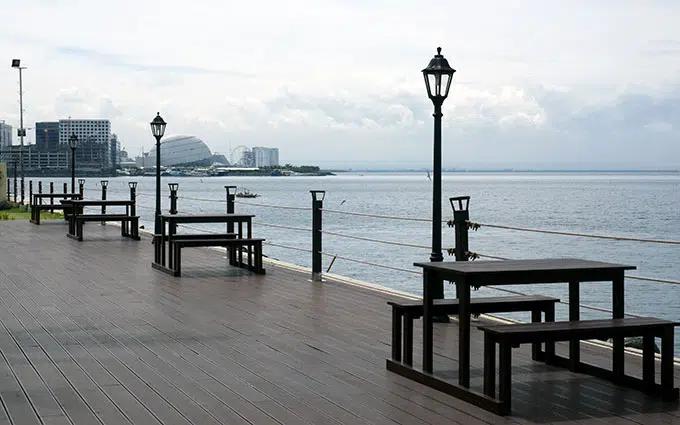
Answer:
[160,220,167,266]
[458,277,471,387]
[391,308,402,362]
[612,274,625,383]
[423,271,435,374]
[568,281,580,372]
[661,325,674,399]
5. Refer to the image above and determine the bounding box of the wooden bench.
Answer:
[31,203,81,224]
[171,237,265,277]
[388,295,559,366]
[478,317,679,415]
[68,214,140,241]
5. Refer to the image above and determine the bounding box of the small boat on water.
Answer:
[235,188,259,198]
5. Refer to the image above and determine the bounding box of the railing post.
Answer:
[128,181,138,236]
[63,182,67,194]
[49,182,54,213]
[13,179,17,203]
[168,183,178,215]
[310,190,325,281]
[6,179,9,201]
[100,180,108,224]
[29,181,32,207]
[450,196,471,261]
[225,185,237,234]
[38,181,42,205]
[78,179,85,197]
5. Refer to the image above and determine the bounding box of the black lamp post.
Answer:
[68,133,78,193]
[150,112,167,245]
[423,47,455,305]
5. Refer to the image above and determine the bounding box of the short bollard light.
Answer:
[126,181,138,235]
[168,183,179,215]
[100,180,108,220]
[449,196,470,262]
[225,185,237,214]
[310,190,326,281]
[78,179,86,196]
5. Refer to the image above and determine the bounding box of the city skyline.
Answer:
[1,1,680,170]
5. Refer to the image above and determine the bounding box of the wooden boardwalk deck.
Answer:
[0,220,678,425]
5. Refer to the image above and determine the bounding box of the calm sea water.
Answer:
[33,172,680,353]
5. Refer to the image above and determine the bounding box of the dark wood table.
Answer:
[153,213,255,270]
[31,193,82,224]
[63,199,136,235]
[388,258,636,410]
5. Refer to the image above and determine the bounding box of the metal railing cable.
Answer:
[321,229,454,251]
[321,208,435,223]
[266,242,312,253]
[235,200,311,211]
[625,275,680,285]
[319,251,421,275]
[468,221,680,245]
[253,221,311,232]
[177,195,226,203]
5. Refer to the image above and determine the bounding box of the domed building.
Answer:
[139,135,216,167]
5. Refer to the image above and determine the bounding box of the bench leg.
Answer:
[642,333,655,392]
[661,326,675,400]
[404,315,413,366]
[484,333,496,398]
[255,242,263,273]
[544,306,556,364]
[391,308,402,362]
[568,281,580,372]
[531,309,541,361]
[499,342,512,412]
[174,246,182,277]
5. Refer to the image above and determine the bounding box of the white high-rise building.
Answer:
[59,119,111,170]
[58,119,111,145]
[0,121,12,148]
[252,147,279,167]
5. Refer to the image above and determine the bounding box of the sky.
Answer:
[1,0,680,170]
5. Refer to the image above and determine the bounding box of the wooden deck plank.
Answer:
[0,221,678,425]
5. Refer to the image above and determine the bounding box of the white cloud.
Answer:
[0,0,679,168]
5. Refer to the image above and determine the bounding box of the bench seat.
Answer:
[478,317,679,415]
[68,214,140,241]
[31,203,79,224]
[171,237,265,276]
[388,295,559,366]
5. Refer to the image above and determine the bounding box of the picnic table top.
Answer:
[62,199,135,206]
[33,192,82,198]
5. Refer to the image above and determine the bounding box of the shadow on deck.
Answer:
[0,220,677,425]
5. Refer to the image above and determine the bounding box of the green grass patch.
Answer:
[0,206,63,220]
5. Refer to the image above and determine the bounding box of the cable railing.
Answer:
[17,178,678,331]
[466,221,680,245]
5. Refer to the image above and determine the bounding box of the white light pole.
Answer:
[11,59,26,204]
